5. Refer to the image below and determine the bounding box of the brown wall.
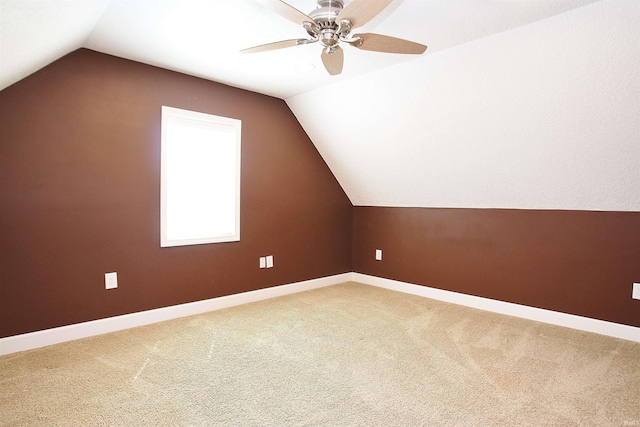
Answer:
[353,207,640,328]
[1,49,638,340]
[0,49,353,338]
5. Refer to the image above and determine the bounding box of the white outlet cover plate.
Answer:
[105,272,118,289]
[375,249,382,261]
[266,255,273,268]
[633,283,640,300]
[259,257,266,268]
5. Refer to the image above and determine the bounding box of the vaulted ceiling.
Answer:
[2,0,639,211]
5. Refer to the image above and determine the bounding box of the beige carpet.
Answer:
[1,282,639,426]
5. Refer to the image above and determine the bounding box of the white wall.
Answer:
[288,0,640,211]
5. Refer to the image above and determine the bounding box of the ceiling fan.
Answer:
[242,0,427,75]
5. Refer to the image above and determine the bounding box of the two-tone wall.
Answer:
[0,49,353,339]
[1,47,638,342]
[289,0,639,330]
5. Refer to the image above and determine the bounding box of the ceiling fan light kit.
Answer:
[242,0,427,75]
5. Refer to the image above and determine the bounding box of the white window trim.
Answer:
[160,106,241,247]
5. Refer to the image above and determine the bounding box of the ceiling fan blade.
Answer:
[353,33,427,54]
[337,0,394,29]
[241,39,307,54]
[321,46,344,75]
[255,0,314,26]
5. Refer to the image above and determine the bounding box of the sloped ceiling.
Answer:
[289,0,640,211]
[1,0,638,211]
[0,0,110,89]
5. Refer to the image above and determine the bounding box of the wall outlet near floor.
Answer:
[633,283,640,300]
[375,249,383,261]
[266,255,274,268]
[105,272,118,290]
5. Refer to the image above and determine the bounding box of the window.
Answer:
[161,106,241,247]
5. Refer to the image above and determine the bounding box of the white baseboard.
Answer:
[352,273,640,343]
[2,271,638,356]
[0,273,351,356]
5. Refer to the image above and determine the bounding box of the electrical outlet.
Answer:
[259,257,266,269]
[105,272,118,290]
[375,249,382,261]
[633,283,640,300]
[266,255,274,268]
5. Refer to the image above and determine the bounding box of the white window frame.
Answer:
[160,106,241,247]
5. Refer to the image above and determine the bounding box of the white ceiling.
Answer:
[289,0,640,211]
[1,0,639,211]
[1,0,600,98]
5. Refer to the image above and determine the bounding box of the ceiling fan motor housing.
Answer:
[309,0,343,26]
[314,0,344,12]
[308,0,350,48]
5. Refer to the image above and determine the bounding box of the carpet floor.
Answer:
[1,281,639,426]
